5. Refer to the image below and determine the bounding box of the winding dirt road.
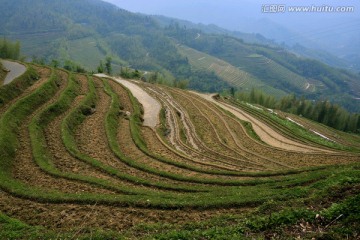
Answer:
[94,74,161,129]
[1,60,26,85]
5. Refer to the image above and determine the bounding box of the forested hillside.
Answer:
[1,0,360,112]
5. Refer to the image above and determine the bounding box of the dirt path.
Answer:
[115,78,160,128]
[94,74,160,129]
[1,60,26,85]
[195,92,327,153]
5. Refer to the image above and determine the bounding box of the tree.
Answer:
[132,69,141,79]
[105,57,112,74]
[14,41,20,59]
[120,67,130,78]
[97,60,104,73]
[175,79,189,89]
[64,60,75,71]
[149,72,158,83]
[32,56,45,65]
[230,87,235,97]
[50,59,59,68]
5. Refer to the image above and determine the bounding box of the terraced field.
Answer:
[178,45,286,96]
[178,45,317,96]
[0,64,359,239]
[244,54,314,93]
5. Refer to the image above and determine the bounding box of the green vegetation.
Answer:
[120,67,142,79]
[0,67,58,191]
[62,60,87,73]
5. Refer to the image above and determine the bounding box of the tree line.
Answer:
[235,88,360,133]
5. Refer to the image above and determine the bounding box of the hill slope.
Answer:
[1,0,360,112]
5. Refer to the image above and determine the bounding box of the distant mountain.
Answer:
[1,0,359,111]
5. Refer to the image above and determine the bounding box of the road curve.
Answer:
[1,60,26,85]
[94,74,161,129]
